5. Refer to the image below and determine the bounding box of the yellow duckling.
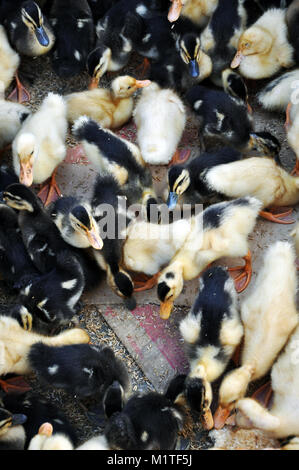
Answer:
[65,76,151,129]
[214,241,298,429]
[231,8,295,79]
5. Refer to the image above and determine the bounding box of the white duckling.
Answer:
[0,25,20,91]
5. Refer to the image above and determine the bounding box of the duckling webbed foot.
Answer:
[259,207,294,224]
[0,376,31,394]
[136,58,151,78]
[213,404,234,430]
[168,149,191,167]
[37,169,62,206]
[251,381,273,409]
[133,271,161,292]
[228,251,252,293]
[291,159,299,176]
[7,72,30,104]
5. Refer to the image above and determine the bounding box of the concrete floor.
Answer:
[1,52,298,450]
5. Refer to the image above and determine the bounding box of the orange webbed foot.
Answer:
[37,169,62,206]
[168,149,191,167]
[228,251,252,293]
[7,72,30,103]
[133,272,161,292]
[0,376,31,394]
[291,159,299,176]
[213,405,234,430]
[259,207,294,224]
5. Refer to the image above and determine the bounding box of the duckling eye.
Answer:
[127,86,131,89]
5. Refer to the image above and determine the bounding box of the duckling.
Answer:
[29,342,130,400]
[199,0,247,86]
[0,165,18,201]
[18,251,85,333]
[186,84,281,156]
[179,266,243,430]
[174,30,213,82]
[0,203,40,289]
[0,25,20,92]
[72,116,158,220]
[65,76,151,128]
[231,8,295,80]
[3,392,78,449]
[222,69,251,110]
[48,196,103,250]
[201,155,299,223]
[49,0,94,78]
[257,69,299,112]
[0,314,89,376]
[157,196,261,319]
[28,423,74,450]
[168,0,218,28]
[133,82,186,165]
[0,406,27,450]
[0,81,31,151]
[12,92,68,205]
[4,0,55,57]
[214,241,298,429]
[103,375,186,450]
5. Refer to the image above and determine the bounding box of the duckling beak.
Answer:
[167,192,179,210]
[35,26,50,47]
[134,79,152,88]
[231,50,244,68]
[189,59,199,78]
[86,226,103,250]
[168,0,183,22]
[160,299,174,320]
[213,404,232,430]
[38,422,53,437]
[11,413,27,426]
[202,408,214,430]
[19,160,34,187]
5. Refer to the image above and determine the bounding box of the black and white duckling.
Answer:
[133,82,187,165]
[222,69,251,110]
[12,92,68,206]
[89,173,137,310]
[4,0,55,57]
[103,375,186,450]
[0,203,40,289]
[18,251,85,333]
[215,241,298,430]
[3,392,78,449]
[48,196,103,250]
[0,82,31,151]
[72,117,159,221]
[49,0,95,78]
[0,313,89,377]
[168,0,218,28]
[257,69,299,112]
[179,266,243,430]
[0,406,27,450]
[231,8,295,79]
[157,197,261,319]
[29,342,130,400]
[186,84,281,156]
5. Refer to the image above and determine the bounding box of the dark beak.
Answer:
[12,413,27,426]
[189,59,199,78]
[167,192,179,210]
[35,26,50,47]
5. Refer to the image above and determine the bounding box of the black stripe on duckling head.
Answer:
[184,376,205,413]
[179,33,201,77]
[157,281,171,302]
[3,183,42,212]
[21,1,50,47]
[104,412,136,450]
[249,131,281,164]
[71,205,91,230]
[103,381,125,419]
[114,272,136,311]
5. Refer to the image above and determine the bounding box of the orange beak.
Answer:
[160,299,174,320]
[88,76,99,90]
[38,422,53,437]
[168,0,183,22]
[86,226,103,250]
[202,408,214,430]
[231,50,244,69]
[213,405,232,430]
[19,160,33,186]
[134,79,151,88]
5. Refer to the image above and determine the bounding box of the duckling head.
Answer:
[222,69,248,103]
[231,26,273,68]
[21,1,51,49]
[111,76,151,99]
[104,412,136,450]
[3,183,39,213]
[247,131,281,163]
[69,205,103,250]
[157,263,184,320]
[86,46,112,89]
[184,368,214,430]
[15,133,37,187]
[0,408,27,437]
[179,34,212,79]
[167,166,191,210]
[107,266,136,311]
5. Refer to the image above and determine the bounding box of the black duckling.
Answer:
[3,392,78,449]
[0,405,27,450]
[179,266,243,430]
[3,0,55,57]
[72,117,159,222]
[49,0,95,78]
[18,251,85,333]
[0,166,18,202]
[90,173,137,310]
[0,203,40,289]
[29,342,130,400]
[167,147,243,209]
[103,374,186,450]
[185,84,281,157]
[48,196,103,250]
